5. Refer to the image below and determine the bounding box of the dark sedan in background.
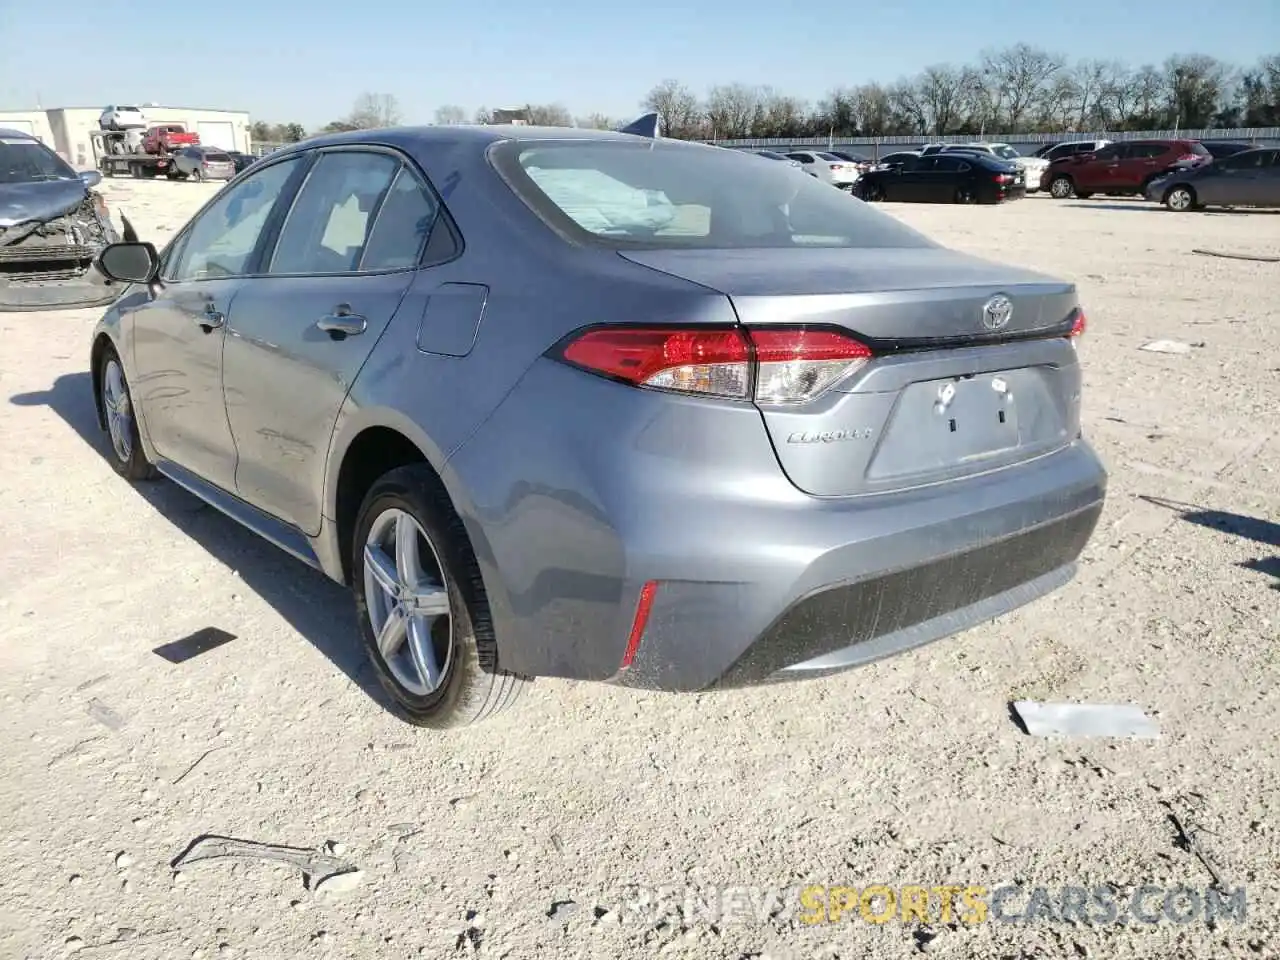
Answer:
[0,127,119,311]
[857,152,1025,203]
[1146,147,1280,211]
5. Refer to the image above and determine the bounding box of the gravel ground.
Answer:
[1,181,1276,960]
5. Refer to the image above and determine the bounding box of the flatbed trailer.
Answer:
[90,130,179,179]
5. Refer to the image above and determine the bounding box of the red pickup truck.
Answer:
[143,124,200,155]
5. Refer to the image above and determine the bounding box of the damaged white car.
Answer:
[1,128,121,312]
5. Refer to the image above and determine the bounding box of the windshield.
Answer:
[494,140,934,250]
[0,139,78,183]
[993,145,1020,160]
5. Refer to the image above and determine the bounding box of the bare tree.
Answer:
[1164,54,1229,128]
[347,93,401,129]
[752,87,808,137]
[525,103,573,126]
[915,64,967,135]
[983,44,1064,131]
[889,80,928,134]
[642,80,702,139]
[1130,64,1167,127]
[705,83,762,139]
[1069,59,1109,129]
[473,106,493,125]
[576,113,618,130]
[434,104,467,126]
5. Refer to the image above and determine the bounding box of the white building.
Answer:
[0,105,251,167]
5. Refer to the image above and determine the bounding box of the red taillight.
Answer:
[994,173,1014,184]
[1067,310,1087,340]
[558,326,873,403]
[1175,153,1199,163]
[619,580,659,671]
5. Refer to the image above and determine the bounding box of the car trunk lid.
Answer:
[620,246,1084,497]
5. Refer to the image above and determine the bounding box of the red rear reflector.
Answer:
[619,580,659,671]
[1068,310,1087,338]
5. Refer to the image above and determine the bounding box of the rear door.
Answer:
[1196,150,1263,205]
[221,147,444,533]
[1257,151,1280,207]
[1121,142,1168,187]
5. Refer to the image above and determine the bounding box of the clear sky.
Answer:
[2,0,1275,128]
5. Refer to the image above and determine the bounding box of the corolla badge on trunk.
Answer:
[786,428,874,444]
[982,294,1013,331]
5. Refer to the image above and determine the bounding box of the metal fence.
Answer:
[707,127,1280,151]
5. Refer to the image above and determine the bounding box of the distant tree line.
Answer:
[248,50,1280,146]
[640,47,1279,140]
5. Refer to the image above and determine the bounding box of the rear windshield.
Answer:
[204,152,232,162]
[492,140,934,250]
[0,139,78,183]
[816,152,843,161]
[119,106,141,112]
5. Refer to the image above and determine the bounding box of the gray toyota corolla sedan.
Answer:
[89,122,1106,728]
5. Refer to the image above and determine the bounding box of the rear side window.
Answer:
[270,151,400,274]
[932,156,967,172]
[1131,144,1168,159]
[359,166,441,270]
[495,140,935,250]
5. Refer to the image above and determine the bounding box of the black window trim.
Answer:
[158,142,463,283]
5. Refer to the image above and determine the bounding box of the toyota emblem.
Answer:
[982,294,1013,331]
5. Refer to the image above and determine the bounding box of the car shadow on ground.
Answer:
[1140,495,1280,590]
[9,372,400,711]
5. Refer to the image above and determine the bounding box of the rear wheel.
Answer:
[1048,175,1075,199]
[954,185,977,204]
[352,465,528,727]
[859,182,885,202]
[191,167,205,182]
[1165,185,1197,212]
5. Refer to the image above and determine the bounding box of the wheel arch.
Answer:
[1164,181,1197,207]
[89,331,116,432]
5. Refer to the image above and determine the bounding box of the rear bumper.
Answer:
[449,359,1107,691]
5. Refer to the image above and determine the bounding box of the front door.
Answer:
[222,148,444,534]
[890,157,930,201]
[129,155,306,489]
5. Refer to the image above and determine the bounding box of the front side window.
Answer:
[496,141,935,250]
[269,151,401,274]
[1094,145,1121,161]
[167,156,303,281]
[1131,144,1167,159]
[1215,151,1265,171]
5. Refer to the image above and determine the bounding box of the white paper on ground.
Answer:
[1012,701,1160,739]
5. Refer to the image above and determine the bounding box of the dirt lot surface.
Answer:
[1,180,1277,960]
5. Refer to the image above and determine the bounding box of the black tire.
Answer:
[129,162,142,179]
[859,182,885,202]
[1075,191,1093,199]
[96,345,157,482]
[1048,175,1075,199]
[352,465,528,727]
[954,185,977,204]
[191,167,204,183]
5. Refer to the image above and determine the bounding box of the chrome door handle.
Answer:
[316,312,367,340]
[199,302,224,333]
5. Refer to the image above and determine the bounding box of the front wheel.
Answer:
[1165,186,1196,212]
[97,348,156,481]
[352,465,528,727]
[859,182,885,202]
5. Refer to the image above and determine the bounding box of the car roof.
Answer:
[0,127,40,142]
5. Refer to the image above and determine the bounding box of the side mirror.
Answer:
[96,241,160,284]
[79,169,103,189]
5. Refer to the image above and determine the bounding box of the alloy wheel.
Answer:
[1050,177,1073,199]
[102,359,133,463]
[1167,188,1193,212]
[362,508,454,696]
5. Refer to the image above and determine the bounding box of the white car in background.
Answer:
[925,142,1050,193]
[99,106,147,131]
[784,150,861,189]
